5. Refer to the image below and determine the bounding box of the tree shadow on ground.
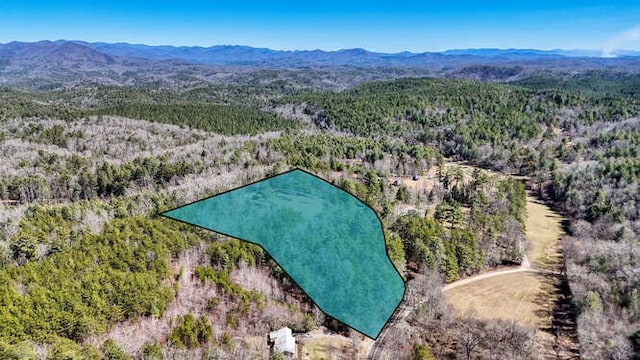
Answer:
[533,272,580,359]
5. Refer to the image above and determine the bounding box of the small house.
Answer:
[268,327,296,357]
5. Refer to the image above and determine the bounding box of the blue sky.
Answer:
[1,1,639,53]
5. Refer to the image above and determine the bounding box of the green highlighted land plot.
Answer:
[161,169,405,338]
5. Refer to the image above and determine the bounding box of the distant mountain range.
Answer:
[441,48,611,58]
[1,40,639,89]
[68,41,640,65]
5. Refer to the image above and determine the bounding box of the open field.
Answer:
[525,196,564,270]
[301,337,350,360]
[445,187,562,326]
[444,173,565,325]
[445,271,552,327]
[298,329,373,360]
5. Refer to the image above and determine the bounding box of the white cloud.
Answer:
[602,25,640,58]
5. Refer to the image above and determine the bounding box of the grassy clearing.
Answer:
[445,272,555,327]
[298,329,373,360]
[525,196,564,269]
[300,336,350,360]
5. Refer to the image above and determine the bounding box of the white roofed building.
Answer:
[268,327,296,357]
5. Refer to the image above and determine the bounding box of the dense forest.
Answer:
[0,71,639,359]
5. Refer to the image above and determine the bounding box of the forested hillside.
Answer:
[0,71,638,359]
[280,72,640,358]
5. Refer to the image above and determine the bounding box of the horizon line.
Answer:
[0,38,624,55]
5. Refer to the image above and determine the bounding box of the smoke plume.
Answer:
[602,25,640,58]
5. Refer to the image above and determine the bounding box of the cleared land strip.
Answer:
[444,187,579,358]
